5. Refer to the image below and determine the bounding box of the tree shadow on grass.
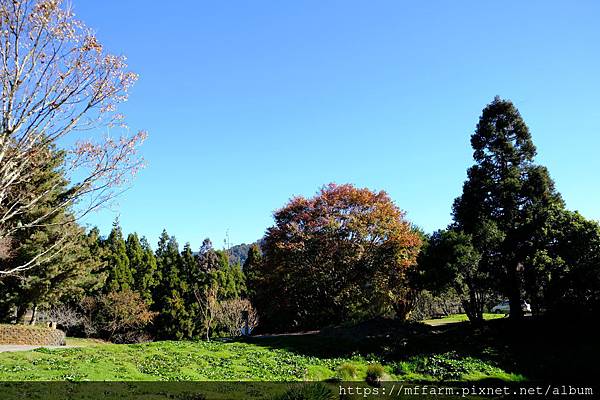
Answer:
[244,316,599,383]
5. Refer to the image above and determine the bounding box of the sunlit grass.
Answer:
[0,338,520,382]
[421,313,505,326]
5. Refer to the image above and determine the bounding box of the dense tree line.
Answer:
[2,96,598,339]
[0,200,248,341]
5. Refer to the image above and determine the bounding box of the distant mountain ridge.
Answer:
[227,242,259,266]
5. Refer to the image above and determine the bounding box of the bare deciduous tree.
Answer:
[194,283,219,341]
[0,0,146,276]
[47,304,83,330]
[215,298,258,337]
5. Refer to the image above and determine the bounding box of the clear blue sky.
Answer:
[75,0,600,250]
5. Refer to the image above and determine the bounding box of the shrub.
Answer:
[336,363,358,380]
[112,330,153,344]
[392,362,407,376]
[82,289,156,342]
[365,363,385,386]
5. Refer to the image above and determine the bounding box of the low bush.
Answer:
[81,289,156,342]
[365,363,385,386]
[336,363,358,380]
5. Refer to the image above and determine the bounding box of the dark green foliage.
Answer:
[523,208,600,315]
[215,250,245,299]
[127,234,157,304]
[149,234,249,340]
[80,228,109,296]
[452,97,563,319]
[417,230,488,322]
[125,233,143,289]
[0,144,103,323]
[180,242,202,334]
[195,239,246,300]
[243,244,262,298]
[152,230,193,339]
[104,221,134,293]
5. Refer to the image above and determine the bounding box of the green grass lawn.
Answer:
[422,313,505,326]
[64,337,109,347]
[0,337,523,382]
[1,317,595,385]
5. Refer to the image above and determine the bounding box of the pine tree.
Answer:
[215,250,245,299]
[80,227,109,296]
[126,233,143,286]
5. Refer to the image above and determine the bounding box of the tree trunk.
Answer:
[16,304,27,324]
[29,304,38,325]
[508,277,523,320]
[462,298,483,324]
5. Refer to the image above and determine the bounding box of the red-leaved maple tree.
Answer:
[252,183,422,331]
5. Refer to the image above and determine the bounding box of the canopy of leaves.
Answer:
[253,183,422,331]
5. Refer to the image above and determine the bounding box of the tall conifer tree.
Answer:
[453,97,563,319]
[104,220,133,292]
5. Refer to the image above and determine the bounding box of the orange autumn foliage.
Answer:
[253,183,422,331]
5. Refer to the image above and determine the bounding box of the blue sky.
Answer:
[74,1,600,250]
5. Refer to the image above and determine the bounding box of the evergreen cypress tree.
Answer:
[126,233,143,287]
[153,230,193,339]
[137,236,158,304]
[180,242,202,335]
[126,233,157,303]
[104,220,133,292]
[243,244,262,298]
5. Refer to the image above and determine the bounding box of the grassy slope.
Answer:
[1,316,594,383]
[0,336,522,382]
[0,340,358,381]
